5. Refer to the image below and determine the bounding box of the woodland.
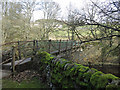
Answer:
[1,0,120,89]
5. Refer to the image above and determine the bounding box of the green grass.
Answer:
[2,78,49,88]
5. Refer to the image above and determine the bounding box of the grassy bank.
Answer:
[2,77,48,88]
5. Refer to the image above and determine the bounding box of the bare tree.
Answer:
[2,1,38,42]
[64,0,120,64]
[2,2,24,43]
[37,0,61,40]
[21,0,37,40]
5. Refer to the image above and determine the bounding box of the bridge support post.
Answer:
[75,40,77,52]
[36,40,38,50]
[59,40,61,54]
[18,41,21,60]
[66,40,68,56]
[71,40,73,49]
[11,46,15,75]
[48,39,51,53]
[33,40,36,56]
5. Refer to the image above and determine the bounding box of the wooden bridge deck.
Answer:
[1,58,31,79]
[3,45,79,67]
[2,42,80,76]
[1,40,81,78]
[3,58,31,67]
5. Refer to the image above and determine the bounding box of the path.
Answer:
[0,69,11,79]
[1,58,31,79]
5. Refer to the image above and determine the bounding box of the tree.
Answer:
[64,0,120,64]
[2,1,37,43]
[37,0,61,40]
[2,2,24,43]
[66,2,84,40]
[21,0,37,40]
[85,0,120,64]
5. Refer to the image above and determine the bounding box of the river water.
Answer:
[61,49,120,77]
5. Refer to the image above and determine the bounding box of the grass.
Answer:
[2,78,49,88]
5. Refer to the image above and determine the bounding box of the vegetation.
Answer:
[31,51,120,89]
[1,0,120,89]
[2,78,49,88]
[2,0,120,65]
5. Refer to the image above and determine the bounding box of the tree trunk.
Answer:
[118,31,120,65]
[68,27,70,40]
[71,26,75,40]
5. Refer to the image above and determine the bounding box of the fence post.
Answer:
[11,46,15,74]
[75,40,76,48]
[59,40,61,54]
[56,40,58,51]
[48,39,51,53]
[65,40,68,56]
[66,40,68,51]
[18,41,21,60]
[75,40,77,51]
[79,42,81,48]
[36,40,38,50]
[71,40,73,49]
[33,40,36,56]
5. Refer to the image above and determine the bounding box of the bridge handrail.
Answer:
[2,40,81,74]
[0,40,33,47]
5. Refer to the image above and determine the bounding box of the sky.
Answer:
[32,0,107,21]
[2,0,108,21]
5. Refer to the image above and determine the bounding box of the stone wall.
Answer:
[32,50,120,89]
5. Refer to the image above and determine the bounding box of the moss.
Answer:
[77,66,89,80]
[79,66,89,73]
[59,61,70,68]
[76,80,88,88]
[64,64,85,78]
[106,84,120,90]
[90,71,103,88]
[63,66,76,77]
[39,65,45,71]
[74,63,83,68]
[83,68,98,83]
[36,51,53,64]
[61,79,74,88]
[62,83,74,88]
[91,68,98,72]
[90,71,119,89]
[96,74,119,89]
[66,64,75,70]
[37,50,50,57]
[72,64,83,75]
[53,69,57,73]
[51,78,58,84]
[61,78,68,86]
[52,72,64,83]
[33,51,120,89]
[79,82,88,87]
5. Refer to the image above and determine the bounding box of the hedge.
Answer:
[32,50,120,89]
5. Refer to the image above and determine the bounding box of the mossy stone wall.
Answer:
[32,51,120,89]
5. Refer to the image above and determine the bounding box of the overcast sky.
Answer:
[32,0,107,21]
